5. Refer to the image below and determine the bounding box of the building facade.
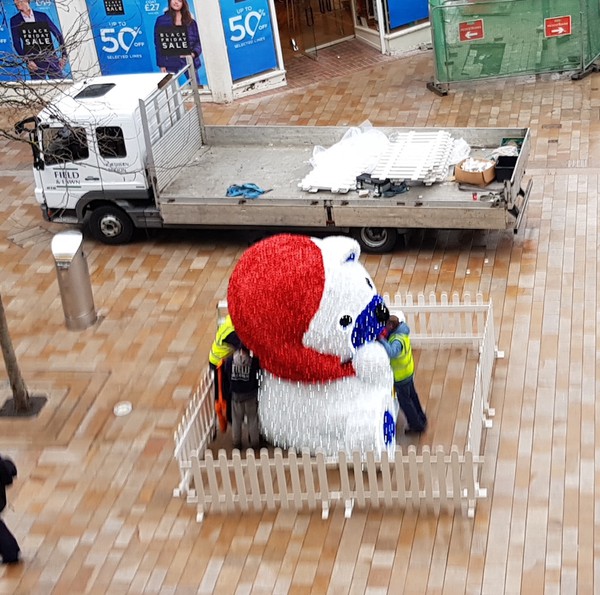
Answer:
[0,0,430,102]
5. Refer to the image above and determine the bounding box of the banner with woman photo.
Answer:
[0,0,71,82]
[85,0,208,85]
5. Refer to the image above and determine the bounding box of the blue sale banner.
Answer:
[0,0,72,81]
[85,0,207,85]
[219,0,277,82]
[388,0,428,30]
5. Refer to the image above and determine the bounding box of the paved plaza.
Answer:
[1,44,600,593]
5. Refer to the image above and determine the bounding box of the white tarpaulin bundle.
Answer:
[298,124,391,193]
[299,127,457,193]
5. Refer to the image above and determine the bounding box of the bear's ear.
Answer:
[343,250,359,263]
[313,236,361,267]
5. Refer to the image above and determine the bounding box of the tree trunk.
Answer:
[0,293,30,412]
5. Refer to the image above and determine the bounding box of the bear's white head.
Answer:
[302,236,388,363]
[228,234,389,383]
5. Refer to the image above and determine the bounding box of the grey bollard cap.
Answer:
[51,230,83,264]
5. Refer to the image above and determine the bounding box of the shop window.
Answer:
[96,126,127,159]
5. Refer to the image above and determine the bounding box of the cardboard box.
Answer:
[455,159,496,186]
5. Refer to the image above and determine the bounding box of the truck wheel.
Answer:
[353,227,397,253]
[88,206,134,245]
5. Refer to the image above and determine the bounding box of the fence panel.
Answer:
[428,0,598,85]
[189,446,486,520]
[385,292,488,350]
[173,367,214,497]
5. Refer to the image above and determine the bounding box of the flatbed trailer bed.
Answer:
[157,125,531,248]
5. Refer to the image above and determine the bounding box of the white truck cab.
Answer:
[17,72,171,243]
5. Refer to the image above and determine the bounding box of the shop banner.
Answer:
[388,0,428,30]
[219,0,277,82]
[0,0,71,81]
[85,0,207,85]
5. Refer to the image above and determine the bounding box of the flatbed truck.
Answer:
[16,64,532,253]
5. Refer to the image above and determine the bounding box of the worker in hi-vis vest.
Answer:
[209,314,240,431]
[378,310,427,434]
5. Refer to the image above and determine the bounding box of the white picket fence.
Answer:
[173,366,215,498]
[189,445,483,521]
[173,292,501,520]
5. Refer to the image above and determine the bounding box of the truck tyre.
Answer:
[88,206,134,245]
[353,227,398,253]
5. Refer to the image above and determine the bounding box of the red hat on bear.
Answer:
[228,234,354,383]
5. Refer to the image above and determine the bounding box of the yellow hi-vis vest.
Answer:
[389,331,414,382]
[209,315,236,366]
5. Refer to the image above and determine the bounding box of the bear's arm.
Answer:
[352,342,393,386]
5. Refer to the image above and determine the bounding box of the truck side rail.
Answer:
[505,127,531,208]
[139,63,204,202]
[202,125,530,150]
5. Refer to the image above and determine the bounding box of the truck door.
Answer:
[92,124,147,194]
[38,124,102,211]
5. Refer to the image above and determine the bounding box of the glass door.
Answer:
[299,0,319,59]
[314,0,354,46]
[275,0,355,61]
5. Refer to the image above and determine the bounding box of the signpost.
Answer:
[544,16,571,38]
[459,20,485,43]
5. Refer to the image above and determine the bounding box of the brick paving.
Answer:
[1,41,600,592]
[280,38,399,90]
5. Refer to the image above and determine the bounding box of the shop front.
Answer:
[272,0,431,62]
[82,0,287,102]
[1,0,432,103]
[353,0,431,54]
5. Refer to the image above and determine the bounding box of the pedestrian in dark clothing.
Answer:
[226,345,261,450]
[0,455,20,565]
[378,311,427,433]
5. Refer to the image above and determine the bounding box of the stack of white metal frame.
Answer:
[370,130,455,186]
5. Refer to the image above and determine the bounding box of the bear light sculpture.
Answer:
[227,234,397,456]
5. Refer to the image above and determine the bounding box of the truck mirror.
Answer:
[14,116,39,135]
[15,117,44,170]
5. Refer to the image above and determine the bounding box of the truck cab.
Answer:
[17,72,170,243]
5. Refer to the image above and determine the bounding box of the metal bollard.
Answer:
[51,230,97,330]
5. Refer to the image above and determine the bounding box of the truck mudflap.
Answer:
[42,204,79,225]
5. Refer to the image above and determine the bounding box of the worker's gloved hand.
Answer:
[226,183,266,199]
